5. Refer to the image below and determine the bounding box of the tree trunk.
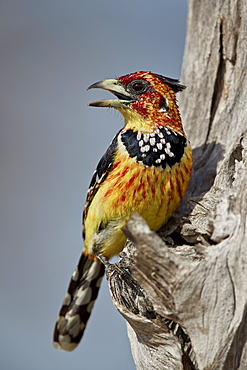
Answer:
[105,0,247,368]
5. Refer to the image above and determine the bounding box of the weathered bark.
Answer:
[105,0,247,368]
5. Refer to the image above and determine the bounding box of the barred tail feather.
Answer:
[53,253,105,351]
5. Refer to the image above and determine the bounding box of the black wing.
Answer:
[82,130,120,237]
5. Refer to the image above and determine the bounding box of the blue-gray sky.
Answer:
[0,1,187,369]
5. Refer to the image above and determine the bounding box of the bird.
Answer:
[53,71,192,351]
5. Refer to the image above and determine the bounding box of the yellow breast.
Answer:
[84,142,192,259]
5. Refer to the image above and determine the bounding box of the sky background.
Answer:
[0,1,187,369]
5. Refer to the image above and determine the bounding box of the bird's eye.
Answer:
[132,82,145,91]
[128,80,149,95]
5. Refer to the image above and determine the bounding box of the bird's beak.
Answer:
[87,79,133,108]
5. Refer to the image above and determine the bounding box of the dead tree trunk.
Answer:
[105,0,247,369]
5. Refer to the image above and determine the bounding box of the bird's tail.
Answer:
[53,253,105,351]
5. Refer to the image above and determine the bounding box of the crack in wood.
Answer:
[206,19,226,143]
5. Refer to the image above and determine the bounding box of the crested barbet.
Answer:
[53,71,192,351]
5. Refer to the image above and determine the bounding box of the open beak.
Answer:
[87,79,133,108]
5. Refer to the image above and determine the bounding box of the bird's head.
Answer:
[88,71,186,134]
